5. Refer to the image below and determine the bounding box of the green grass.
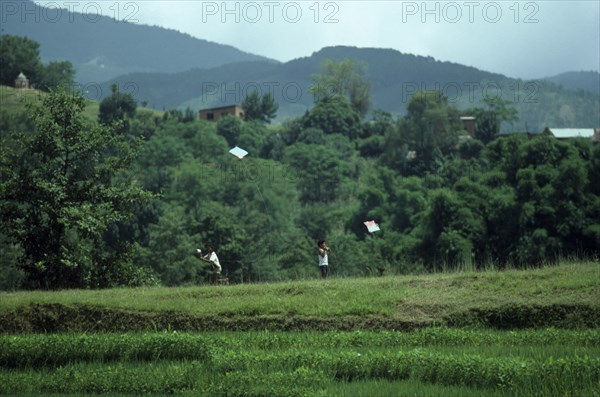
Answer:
[1,261,598,332]
[1,262,598,396]
[0,85,162,122]
[1,330,599,396]
[0,85,100,121]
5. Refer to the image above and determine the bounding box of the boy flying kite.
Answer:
[196,244,222,284]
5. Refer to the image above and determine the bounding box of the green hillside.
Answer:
[104,46,600,132]
[0,85,162,122]
[544,70,600,94]
[1,262,598,332]
[0,85,99,120]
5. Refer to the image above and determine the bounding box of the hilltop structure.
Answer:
[14,72,29,89]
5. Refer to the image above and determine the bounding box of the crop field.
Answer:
[1,262,599,396]
[1,329,599,396]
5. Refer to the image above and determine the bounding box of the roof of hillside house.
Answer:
[199,104,242,112]
[16,72,28,81]
[547,128,596,139]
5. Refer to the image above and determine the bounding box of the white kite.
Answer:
[363,220,381,233]
[229,146,248,159]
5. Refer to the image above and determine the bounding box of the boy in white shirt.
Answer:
[197,244,222,284]
[318,240,331,279]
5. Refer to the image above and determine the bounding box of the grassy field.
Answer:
[0,85,101,121]
[1,262,598,396]
[1,261,598,332]
[0,85,162,122]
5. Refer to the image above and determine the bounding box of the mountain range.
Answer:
[2,0,275,83]
[3,0,599,131]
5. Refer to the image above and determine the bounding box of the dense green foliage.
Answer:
[1,75,599,288]
[99,84,137,127]
[311,58,372,117]
[1,329,598,396]
[241,91,278,123]
[0,89,152,289]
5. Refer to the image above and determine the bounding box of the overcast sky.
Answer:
[35,0,600,79]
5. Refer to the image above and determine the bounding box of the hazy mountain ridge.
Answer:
[107,46,510,110]
[104,46,599,131]
[2,0,277,83]
[543,71,600,94]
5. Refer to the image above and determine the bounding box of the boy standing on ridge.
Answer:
[317,240,331,279]
[197,244,222,284]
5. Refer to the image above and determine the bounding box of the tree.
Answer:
[418,189,479,270]
[99,84,137,128]
[302,95,361,138]
[217,114,243,146]
[310,59,372,117]
[260,92,278,122]
[0,35,43,86]
[0,89,152,289]
[0,35,75,91]
[283,143,346,204]
[37,61,76,91]
[241,91,261,121]
[242,91,278,123]
[468,98,519,143]
[383,91,461,174]
[404,91,461,151]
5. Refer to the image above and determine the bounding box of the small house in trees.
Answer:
[199,105,244,122]
[14,72,29,89]
[460,116,476,136]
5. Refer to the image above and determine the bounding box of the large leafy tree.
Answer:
[37,61,76,92]
[99,84,137,128]
[0,35,43,86]
[383,91,461,174]
[283,143,346,204]
[467,98,519,143]
[0,35,75,90]
[217,114,243,146]
[0,89,151,289]
[302,95,361,138]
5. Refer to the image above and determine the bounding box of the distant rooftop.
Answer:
[547,128,596,139]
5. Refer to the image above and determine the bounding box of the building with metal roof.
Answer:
[544,128,596,139]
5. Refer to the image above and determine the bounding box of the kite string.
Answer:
[253,181,269,213]
[244,157,269,214]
